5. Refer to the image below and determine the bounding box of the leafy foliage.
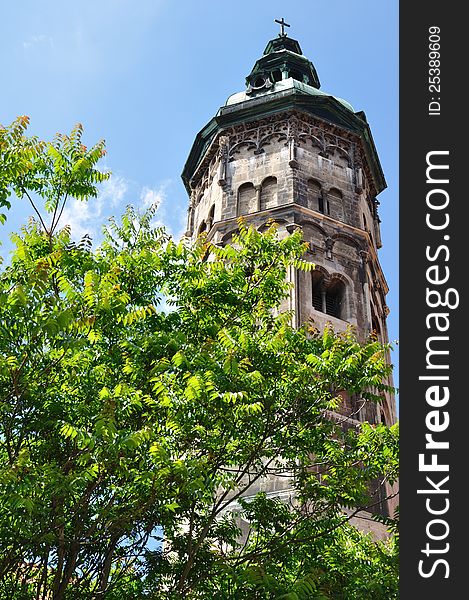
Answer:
[0,119,398,599]
[0,115,108,232]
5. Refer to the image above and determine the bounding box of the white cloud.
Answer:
[58,175,128,241]
[59,198,93,240]
[23,34,54,50]
[139,183,167,230]
[57,177,187,245]
[138,181,186,241]
[140,186,164,210]
[101,176,128,207]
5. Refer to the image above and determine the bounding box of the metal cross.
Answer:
[275,18,290,37]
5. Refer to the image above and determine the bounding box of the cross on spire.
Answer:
[275,17,290,37]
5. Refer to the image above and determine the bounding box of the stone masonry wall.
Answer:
[186,110,396,521]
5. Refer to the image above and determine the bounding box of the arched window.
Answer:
[326,279,346,319]
[371,314,381,339]
[207,204,215,229]
[307,179,323,212]
[198,221,207,236]
[329,187,342,200]
[260,176,277,211]
[253,75,267,88]
[238,182,256,215]
[312,272,347,320]
[380,409,387,426]
[312,271,326,312]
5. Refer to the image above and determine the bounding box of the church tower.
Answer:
[182,24,396,516]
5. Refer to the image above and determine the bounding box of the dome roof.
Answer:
[224,77,355,112]
[182,30,386,199]
[219,33,356,116]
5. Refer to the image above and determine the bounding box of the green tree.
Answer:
[0,118,398,599]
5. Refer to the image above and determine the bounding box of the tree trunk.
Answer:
[97,534,120,596]
[53,541,79,600]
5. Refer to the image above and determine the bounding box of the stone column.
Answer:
[359,251,372,334]
[321,289,327,314]
[255,185,262,212]
[217,136,229,187]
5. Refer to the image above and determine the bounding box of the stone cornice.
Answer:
[182,95,386,198]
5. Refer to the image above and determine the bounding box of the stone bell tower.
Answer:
[182,25,397,517]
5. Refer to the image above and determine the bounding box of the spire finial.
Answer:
[275,17,290,37]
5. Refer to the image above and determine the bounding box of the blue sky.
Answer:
[1,1,399,388]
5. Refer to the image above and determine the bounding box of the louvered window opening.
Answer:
[326,295,341,318]
[312,291,322,311]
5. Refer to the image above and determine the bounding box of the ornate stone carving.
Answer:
[228,118,289,160]
[359,249,370,264]
[285,222,301,234]
[288,135,298,168]
[217,136,229,188]
[325,236,335,259]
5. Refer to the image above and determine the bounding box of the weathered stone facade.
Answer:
[182,33,397,522]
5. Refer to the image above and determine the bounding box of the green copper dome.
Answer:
[182,30,386,197]
[245,35,321,92]
[224,78,354,113]
[220,33,354,113]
